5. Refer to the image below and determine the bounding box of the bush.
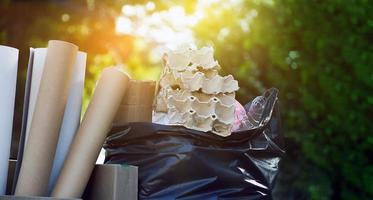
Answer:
[193,0,373,199]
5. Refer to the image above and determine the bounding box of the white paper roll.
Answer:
[47,52,87,194]
[24,48,46,145]
[0,45,18,195]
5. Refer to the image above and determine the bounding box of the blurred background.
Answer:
[1,0,372,199]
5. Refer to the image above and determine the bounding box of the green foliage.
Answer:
[192,0,372,199]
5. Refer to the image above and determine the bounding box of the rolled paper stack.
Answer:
[23,50,86,147]
[0,45,18,195]
[52,67,130,198]
[114,80,156,125]
[15,40,78,196]
[12,48,87,195]
[48,52,87,194]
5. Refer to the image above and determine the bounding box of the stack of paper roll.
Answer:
[10,40,134,199]
[15,40,81,196]
[10,43,90,198]
[11,46,87,195]
[0,45,18,195]
[4,38,156,199]
[155,46,239,137]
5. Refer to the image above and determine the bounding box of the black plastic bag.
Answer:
[104,88,285,200]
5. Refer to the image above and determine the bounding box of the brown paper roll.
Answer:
[51,67,130,198]
[15,40,78,196]
[121,80,155,105]
[114,105,153,125]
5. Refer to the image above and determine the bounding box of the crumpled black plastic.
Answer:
[104,88,285,200]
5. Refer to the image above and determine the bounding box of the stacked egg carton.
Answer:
[155,46,239,137]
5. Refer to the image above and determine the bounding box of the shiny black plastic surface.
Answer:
[104,88,284,200]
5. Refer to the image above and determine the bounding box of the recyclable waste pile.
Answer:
[155,46,239,136]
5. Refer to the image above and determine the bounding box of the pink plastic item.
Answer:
[232,100,247,131]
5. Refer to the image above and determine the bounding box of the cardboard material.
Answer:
[13,49,86,195]
[114,80,155,125]
[0,45,18,195]
[48,52,87,195]
[121,80,155,105]
[15,40,78,196]
[114,105,153,124]
[0,195,80,200]
[83,164,138,200]
[155,45,239,136]
[52,68,130,198]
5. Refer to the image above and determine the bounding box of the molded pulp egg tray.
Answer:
[155,46,239,137]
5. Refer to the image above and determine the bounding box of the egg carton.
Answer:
[166,92,235,123]
[155,87,182,112]
[159,67,219,88]
[180,71,239,94]
[159,69,181,89]
[167,108,232,137]
[164,46,220,71]
[155,88,169,112]
[155,87,235,113]
[160,70,239,94]
[154,45,239,136]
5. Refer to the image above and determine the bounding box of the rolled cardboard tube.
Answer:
[51,67,130,198]
[121,80,155,105]
[48,52,87,195]
[0,45,18,195]
[15,40,78,196]
[114,105,153,125]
